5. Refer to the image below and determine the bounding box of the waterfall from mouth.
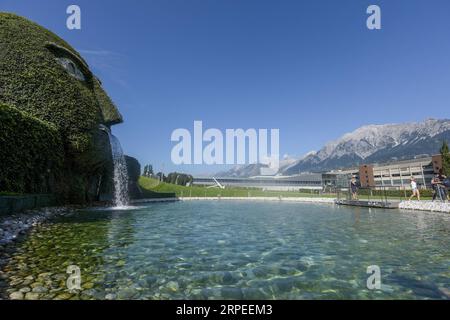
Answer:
[107,131,130,207]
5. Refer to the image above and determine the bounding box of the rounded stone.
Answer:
[222,272,237,285]
[9,291,24,300]
[117,289,135,299]
[54,292,73,300]
[105,293,117,300]
[82,282,94,289]
[166,281,179,292]
[221,287,243,300]
[32,286,48,293]
[25,292,40,300]
[242,288,268,300]
[144,276,157,287]
[30,282,44,288]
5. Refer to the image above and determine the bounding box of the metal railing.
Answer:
[336,185,390,206]
[337,184,449,203]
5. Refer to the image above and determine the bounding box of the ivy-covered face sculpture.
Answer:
[0,13,122,202]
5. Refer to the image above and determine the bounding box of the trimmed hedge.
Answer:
[357,188,434,198]
[0,104,64,194]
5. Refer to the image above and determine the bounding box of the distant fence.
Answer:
[337,186,389,203]
[337,185,443,201]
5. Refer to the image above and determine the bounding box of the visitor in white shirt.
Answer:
[409,177,420,201]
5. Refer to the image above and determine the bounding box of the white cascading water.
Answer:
[108,133,130,207]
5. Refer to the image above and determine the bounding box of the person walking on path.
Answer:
[409,177,420,201]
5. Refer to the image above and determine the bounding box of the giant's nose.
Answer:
[94,80,123,126]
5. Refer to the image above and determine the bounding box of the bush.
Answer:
[0,104,64,194]
[165,172,193,186]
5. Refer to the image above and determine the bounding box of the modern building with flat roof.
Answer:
[193,173,323,191]
[193,155,445,191]
[330,155,443,190]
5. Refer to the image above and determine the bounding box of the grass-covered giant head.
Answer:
[0,13,122,203]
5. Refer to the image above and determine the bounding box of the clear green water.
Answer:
[1,201,450,300]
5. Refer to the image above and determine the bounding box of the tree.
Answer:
[147,164,154,176]
[156,172,166,182]
[164,172,193,186]
[142,164,154,177]
[440,141,450,175]
[143,165,148,177]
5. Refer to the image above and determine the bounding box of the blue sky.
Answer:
[2,0,450,174]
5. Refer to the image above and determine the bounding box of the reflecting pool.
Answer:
[1,201,450,299]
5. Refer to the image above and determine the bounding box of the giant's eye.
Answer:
[56,57,86,81]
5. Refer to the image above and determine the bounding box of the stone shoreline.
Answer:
[399,201,450,213]
[0,206,77,247]
[0,206,79,300]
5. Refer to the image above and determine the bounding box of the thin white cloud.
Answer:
[76,48,129,88]
[77,49,123,57]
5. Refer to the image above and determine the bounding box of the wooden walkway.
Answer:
[335,199,400,209]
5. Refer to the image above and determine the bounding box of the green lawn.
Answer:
[138,176,335,198]
[138,176,436,200]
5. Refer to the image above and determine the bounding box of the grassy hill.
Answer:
[138,176,433,201]
[138,176,333,198]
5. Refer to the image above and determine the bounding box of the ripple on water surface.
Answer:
[1,201,450,300]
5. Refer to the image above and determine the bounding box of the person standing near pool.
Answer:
[432,170,448,202]
[439,170,449,201]
[431,176,440,201]
[409,177,420,201]
[350,176,358,200]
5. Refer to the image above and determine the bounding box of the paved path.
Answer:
[399,200,450,213]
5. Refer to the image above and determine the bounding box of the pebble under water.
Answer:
[1,201,450,300]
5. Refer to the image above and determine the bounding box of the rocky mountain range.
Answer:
[217,119,450,177]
